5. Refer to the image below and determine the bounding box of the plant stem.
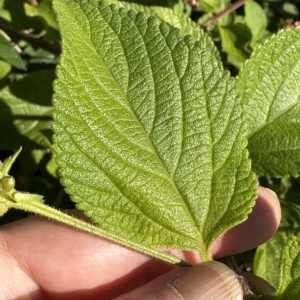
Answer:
[9,199,190,266]
[201,0,248,27]
[0,22,61,56]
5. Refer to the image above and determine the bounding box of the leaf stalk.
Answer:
[8,198,190,266]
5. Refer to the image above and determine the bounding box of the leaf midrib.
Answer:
[102,7,201,232]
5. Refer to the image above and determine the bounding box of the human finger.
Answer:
[0,187,280,298]
[113,261,243,300]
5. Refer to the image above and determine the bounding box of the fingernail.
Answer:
[167,261,243,300]
[265,188,278,199]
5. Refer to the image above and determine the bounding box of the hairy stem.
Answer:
[9,198,190,266]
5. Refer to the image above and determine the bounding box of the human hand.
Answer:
[0,187,280,299]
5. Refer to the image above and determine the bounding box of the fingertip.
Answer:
[211,186,281,258]
[257,186,281,229]
[167,261,243,300]
[115,261,244,300]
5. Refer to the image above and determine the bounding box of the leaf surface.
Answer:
[254,201,300,287]
[53,0,256,259]
[237,28,300,177]
[267,234,300,299]
[114,1,220,59]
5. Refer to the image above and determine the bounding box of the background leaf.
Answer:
[244,0,267,41]
[0,34,26,70]
[254,201,300,287]
[0,70,54,150]
[217,22,251,69]
[53,0,256,259]
[237,28,300,177]
[267,233,300,299]
[0,60,11,79]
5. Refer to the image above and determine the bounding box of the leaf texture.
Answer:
[113,1,220,59]
[254,201,300,287]
[237,28,300,177]
[53,0,256,258]
[272,234,300,299]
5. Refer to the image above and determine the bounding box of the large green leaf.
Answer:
[53,0,256,260]
[114,1,220,59]
[254,201,300,287]
[237,29,300,177]
[104,0,220,60]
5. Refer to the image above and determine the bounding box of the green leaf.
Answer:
[254,201,300,287]
[237,28,300,177]
[269,233,300,299]
[0,147,22,178]
[282,3,299,16]
[244,0,268,41]
[0,34,26,70]
[24,0,59,30]
[37,0,59,30]
[53,0,256,260]
[148,7,220,59]
[0,60,11,79]
[0,70,54,150]
[217,22,251,68]
[109,1,220,59]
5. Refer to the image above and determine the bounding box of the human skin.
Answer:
[0,187,280,300]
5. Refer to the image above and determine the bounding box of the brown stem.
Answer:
[201,0,248,27]
[0,22,61,57]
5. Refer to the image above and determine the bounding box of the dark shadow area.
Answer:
[3,0,43,31]
[0,99,51,150]
[9,69,56,106]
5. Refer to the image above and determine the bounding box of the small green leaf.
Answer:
[37,0,59,30]
[244,0,268,41]
[53,0,256,260]
[0,34,26,70]
[282,3,299,16]
[237,28,300,177]
[217,22,251,68]
[24,0,59,30]
[254,201,300,287]
[0,147,22,178]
